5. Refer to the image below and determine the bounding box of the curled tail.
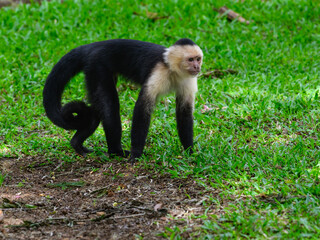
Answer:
[43,47,95,130]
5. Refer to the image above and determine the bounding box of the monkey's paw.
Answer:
[107,150,130,158]
[128,156,138,164]
[74,146,93,157]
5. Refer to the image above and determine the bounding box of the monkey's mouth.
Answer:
[188,70,200,75]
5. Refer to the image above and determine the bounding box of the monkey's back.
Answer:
[83,39,166,85]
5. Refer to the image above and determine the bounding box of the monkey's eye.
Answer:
[197,57,201,61]
[188,58,194,62]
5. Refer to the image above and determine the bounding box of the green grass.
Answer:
[0,172,5,187]
[1,0,320,238]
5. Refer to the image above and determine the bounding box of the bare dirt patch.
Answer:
[0,0,44,9]
[0,156,217,239]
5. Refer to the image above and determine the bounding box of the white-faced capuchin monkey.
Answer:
[43,38,203,162]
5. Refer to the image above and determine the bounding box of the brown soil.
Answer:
[0,156,216,239]
[0,2,219,238]
[0,0,42,8]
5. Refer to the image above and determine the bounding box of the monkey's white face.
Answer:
[164,44,203,77]
[183,55,202,76]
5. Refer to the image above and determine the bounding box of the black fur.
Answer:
[43,39,195,161]
[174,38,196,46]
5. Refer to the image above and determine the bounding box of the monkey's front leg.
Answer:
[176,95,194,154]
[129,89,155,163]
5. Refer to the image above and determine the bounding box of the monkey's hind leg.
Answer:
[70,111,100,156]
[95,83,130,158]
[86,66,129,158]
[101,98,130,158]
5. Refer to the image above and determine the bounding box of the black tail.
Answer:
[43,47,94,130]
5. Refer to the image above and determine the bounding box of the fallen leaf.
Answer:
[133,11,169,21]
[201,105,214,113]
[146,11,158,19]
[217,6,250,24]
[154,203,163,212]
[96,211,106,216]
[3,218,24,226]
[202,69,238,78]
[0,210,4,222]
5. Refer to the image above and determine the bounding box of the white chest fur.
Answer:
[145,63,198,106]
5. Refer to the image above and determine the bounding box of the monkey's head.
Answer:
[164,38,203,77]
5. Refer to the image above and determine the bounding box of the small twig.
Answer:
[216,6,250,24]
[9,217,76,228]
[131,206,153,212]
[197,28,214,34]
[201,69,238,78]
[113,213,146,219]
[53,162,63,171]
[91,213,115,222]
[90,185,112,195]
[54,172,73,177]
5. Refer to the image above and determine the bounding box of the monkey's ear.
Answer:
[163,46,184,74]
